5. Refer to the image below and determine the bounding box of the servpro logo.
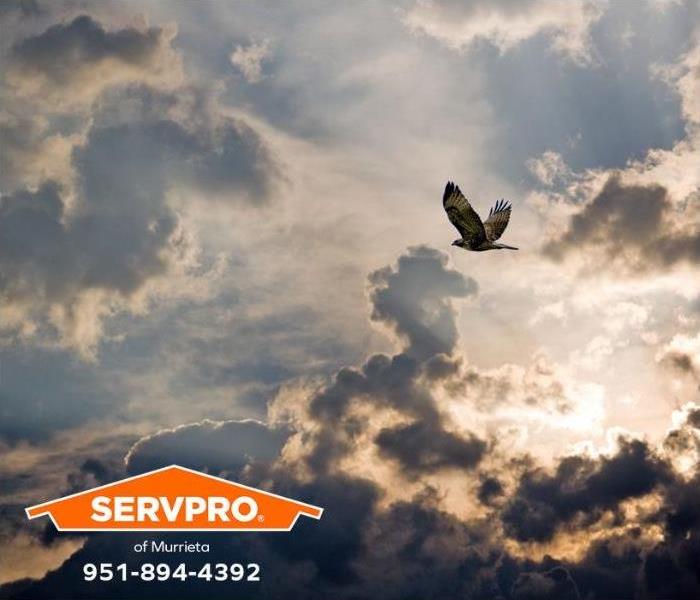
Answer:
[25,465,323,532]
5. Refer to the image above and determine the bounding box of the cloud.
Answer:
[3,5,700,599]
[0,17,279,358]
[512,566,580,600]
[0,348,123,443]
[230,39,270,83]
[664,403,700,475]
[403,0,604,65]
[477,475,505,506]
[526,151,574,187]
[502,437,672,542]
[0,0,41,20]
[0,459,117,587]
[448,354,572,415]
[6,15,182,107]
[291,247,487,478]
[78,86,277,203]
[375,420,487,475]
[124,419,290,476]
[543,175,700,275]
[368,246,478,361]
[269,246,596,487]
[0,175,183,358]
[5,248,700,598]
[654,27,700,129]
[534,28,700,279]
[657,332,700,381]
[0,531,83,586]
[0,114,79,193]
[14,424,699,600]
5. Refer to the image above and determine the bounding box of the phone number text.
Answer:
[83,562,261,582]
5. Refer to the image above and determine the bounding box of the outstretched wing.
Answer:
[443,181,485,243]
[483,198,512,241]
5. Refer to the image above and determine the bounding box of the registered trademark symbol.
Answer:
[257,514,265,522]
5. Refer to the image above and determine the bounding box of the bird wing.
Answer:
[443,182,486,243]
[483,199,512,241]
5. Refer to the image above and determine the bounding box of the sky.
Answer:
[0,1,699,598]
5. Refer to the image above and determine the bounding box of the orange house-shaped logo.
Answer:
[26,465,323,532]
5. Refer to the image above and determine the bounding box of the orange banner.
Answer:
[26,465,323,531]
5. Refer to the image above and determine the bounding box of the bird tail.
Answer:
[494,243,518,250]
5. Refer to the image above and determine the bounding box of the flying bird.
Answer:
[443,181,518,251]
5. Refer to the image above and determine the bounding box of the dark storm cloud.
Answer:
[124,419,289,476]
[260,471,381,585]
[423,353,462,380]
[9,15,172,87]
[516,418,700,600]
[316,247,477,422]
[544,175,700,273]
[511,566,580,600]
[310,353,429,422]
[502,438,673,543]
[375,420,487,475]
[5,386,700,599]
[477,475,505,506]
[497,414,700,599]
[358,489,503,599]
[560,471,700,599]
[304,352,470,475]
[368,245,478,361]
[0,13,182,194]
[302,246,486,476]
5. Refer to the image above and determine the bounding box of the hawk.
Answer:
[443,181,518,251]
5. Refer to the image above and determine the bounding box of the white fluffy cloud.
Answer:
[403,0,604,64]
[230,39,270,83]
